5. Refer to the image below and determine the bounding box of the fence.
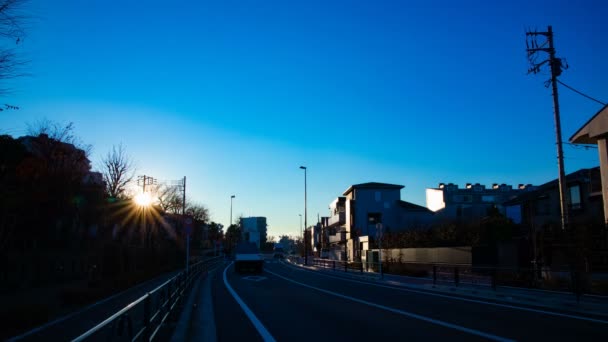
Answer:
[72,256,222,342]
[305,258,607,297]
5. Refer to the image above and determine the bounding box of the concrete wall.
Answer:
[371,246,472,265]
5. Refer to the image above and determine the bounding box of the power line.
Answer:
[565,142,597,150]
[557,80,606,106]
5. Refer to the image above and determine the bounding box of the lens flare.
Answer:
[134,192,152,207]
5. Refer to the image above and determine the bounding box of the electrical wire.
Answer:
[557,80,606,106]
[565,142,597,150]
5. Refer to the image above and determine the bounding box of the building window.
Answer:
[569,185,582,210]
[535,198,550,215]
[453,195,472,203]
[375,191,381,202]
[368,213,382,225]
[482,195,495,203]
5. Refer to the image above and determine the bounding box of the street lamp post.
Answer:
[230,195,235,227]
[376,223,383,279]
[299,166,307,265]
[299,214,302,255]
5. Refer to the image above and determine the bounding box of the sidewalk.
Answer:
[286,258,608,320]
[171,262,223,342]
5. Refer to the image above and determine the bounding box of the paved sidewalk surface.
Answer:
[286,258,608,320]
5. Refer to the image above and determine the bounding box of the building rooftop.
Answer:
[398,200,434,213]
[570,104,608,144]
[503,167,600,206]
[343,182,404,196]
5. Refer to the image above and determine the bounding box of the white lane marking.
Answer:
[278,262,608,325]
[223,262,276,342]
[265,269,513,342]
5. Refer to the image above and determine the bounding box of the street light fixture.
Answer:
[230,195,236,227]
[299,166,307,265]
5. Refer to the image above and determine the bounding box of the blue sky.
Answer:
[1,0,606,237]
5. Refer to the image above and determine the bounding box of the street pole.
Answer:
[526,26,569,231]
[377,223,383,279]
[299,214,302,256]
[183,176,189,273]
[547,26,569,232]
[300,166,307,265]
[142,175,146,248]
[230,195,235,227]
[137,175,156,248]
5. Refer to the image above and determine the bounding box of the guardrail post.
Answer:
[143,293,151,340]
[433,265,437,286]
[491,269,497,290]
[454,267,460,286]
[360,261,363,274]
[333,260,336,270]
[117,314,133,339]
[344,260,347,273]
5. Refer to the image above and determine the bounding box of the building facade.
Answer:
[325,182,434,261]
[504,167,603,228]
[426,182,534,222]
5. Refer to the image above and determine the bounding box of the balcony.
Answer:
[328,212,345,227]
[329,230,348,244]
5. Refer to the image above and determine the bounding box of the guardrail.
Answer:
[72,256,222,342]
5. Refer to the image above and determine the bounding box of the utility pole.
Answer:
[181,176,189,272]
[526,25,570,231]
[137,175,157,247]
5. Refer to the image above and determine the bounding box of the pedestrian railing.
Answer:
[72,256,222,342]
[307,258,605,297]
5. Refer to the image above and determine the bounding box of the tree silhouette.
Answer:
[100,144,135,200]
[0,0,29,96]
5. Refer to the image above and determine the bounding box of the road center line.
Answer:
[223,262,276,342]
[280,261,608,325]
[265,268,513,342]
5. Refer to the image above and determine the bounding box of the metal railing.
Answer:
[72,256,222,342]
[305,258,607,297]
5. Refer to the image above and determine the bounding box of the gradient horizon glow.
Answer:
[1,0,606,237]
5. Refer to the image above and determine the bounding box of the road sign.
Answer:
[184,216,193,235]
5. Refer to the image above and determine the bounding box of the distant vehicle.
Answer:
[273,243,285,259]
[234,242,264,273]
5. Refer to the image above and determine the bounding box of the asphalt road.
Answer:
[214,260,608,341]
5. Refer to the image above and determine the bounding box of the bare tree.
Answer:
[25,119,92,180]
[101,144,135,199]
[186,203,209,223]
[155,184,182,214]
[26,119,92,156]
[0,0,29,96]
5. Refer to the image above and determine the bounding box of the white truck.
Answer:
[234,242,264,274]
